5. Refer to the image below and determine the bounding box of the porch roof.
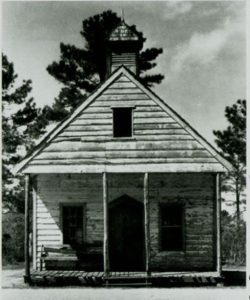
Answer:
[23,163,226,173]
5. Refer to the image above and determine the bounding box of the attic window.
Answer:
[113,107,133,138]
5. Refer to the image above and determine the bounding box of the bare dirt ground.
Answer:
[1,287,248,300]
[1,267,28,289]
[1,264,246,289]
[1,264,247,300]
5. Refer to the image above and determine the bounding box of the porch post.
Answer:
[103,172,109,277]
[216,173,221,275]
[144,173,150,276]
[24,174,31,281]
[32,176,37,270]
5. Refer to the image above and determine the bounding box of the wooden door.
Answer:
[109,195,145,271]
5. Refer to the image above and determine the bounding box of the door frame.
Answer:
[108,194,145,271]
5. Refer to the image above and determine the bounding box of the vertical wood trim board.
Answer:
[103,172,109,276]
[216,173,221,274]
[144,172,150,274]
[32,177,37,270]
[25,174,30,278]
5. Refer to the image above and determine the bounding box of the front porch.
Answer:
[24,172,222,285]
[27,270,223,287]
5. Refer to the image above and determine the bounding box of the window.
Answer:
[113,107,133,137]
[160,204,184,251]
[61,204,85,249]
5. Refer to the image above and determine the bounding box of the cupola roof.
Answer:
[109,20,140,42]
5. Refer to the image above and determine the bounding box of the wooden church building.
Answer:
[16,20,233,285]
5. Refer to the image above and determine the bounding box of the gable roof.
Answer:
[14,65,233,174]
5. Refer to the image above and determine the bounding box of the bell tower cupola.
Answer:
[106,20,143,78]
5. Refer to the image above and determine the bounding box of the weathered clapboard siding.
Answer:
[35,174,103,268]
[149,173,215,271]
[28,74,222,169]
[35,173,215,271]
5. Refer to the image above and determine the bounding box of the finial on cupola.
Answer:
[105,14,143,78]
[121,8,124,21]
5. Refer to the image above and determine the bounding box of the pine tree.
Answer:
[45,10,164,122]
[2,53,46,212]
[213,99,246,227]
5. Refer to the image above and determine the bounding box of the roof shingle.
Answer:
[109,21,139,41]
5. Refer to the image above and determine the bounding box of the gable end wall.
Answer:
[29,74,221,170]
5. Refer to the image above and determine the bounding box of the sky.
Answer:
[2,0,246,145]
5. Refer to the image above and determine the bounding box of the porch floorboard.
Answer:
[28,270,223,287]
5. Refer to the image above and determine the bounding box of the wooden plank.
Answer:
[34,149,213,161]
[92,100,154,107]
[36,207,58,214]
[24,162,226,174]
[103,88,143,95]
[134,112,170,118]
[37,230,61,236]
[134,106,163,112]
[103,172,109,277]
[37,235,62,241]
[216,173,221,274]
[58,131,111,137]
[70,118,112,125]
[136,135,194,141]
[44,140,205,152]
[134,129,188,135]
[113,52,135,56]
[110,81,137,88]
[37,218,58,224]
[84,107,111,113]
[65,125,112,131]
[97,94,149,101]
[32,177,37,270]
[79,105,161,114]
[52,135,194,143]
[37,224,60,230]
[134,123,182,130]
[134,118,174,124]
[37,240,61,246]
[112,53,135,57]
[37,211,58,218]
[112,58,135,63]
[144,173,150,275]
[66,135,194,142]
[30,158,218,166]
[76,113,112,119]
[25,174,30,279]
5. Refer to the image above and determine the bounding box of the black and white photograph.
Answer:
[1,1,248,299]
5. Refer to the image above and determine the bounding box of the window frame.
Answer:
[159,203,185,252]
[111,106,135,139]
[60,203,86,246]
